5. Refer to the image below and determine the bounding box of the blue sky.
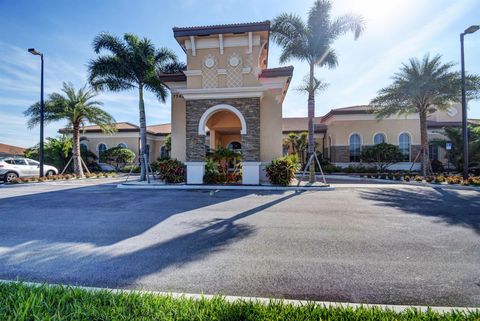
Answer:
[0,0,479,147]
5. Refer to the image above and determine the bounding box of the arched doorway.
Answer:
[203,108,244,152]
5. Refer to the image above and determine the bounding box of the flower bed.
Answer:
[357,173,480,186]
[9,172,118,184]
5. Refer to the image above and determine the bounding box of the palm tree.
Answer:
[25,82,115,177]
[370,54,480,175]
[287,132,298,155]
[271,0,365,182]
[88,33,185,180]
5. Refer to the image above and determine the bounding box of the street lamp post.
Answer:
[460,25,479,180]
[28,48,45,177]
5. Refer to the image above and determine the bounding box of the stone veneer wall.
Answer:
[330,146,350,163]
[185,98,261,162]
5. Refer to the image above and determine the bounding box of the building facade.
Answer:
[69,20,468,183]
[159,21,293,184]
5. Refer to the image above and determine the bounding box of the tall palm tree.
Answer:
[25,82,115,177]
[88,33,185,180]
[272,0,365,182]
[371,54,480,175]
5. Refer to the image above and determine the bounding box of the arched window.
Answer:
[349,134,361,162]
[98,143,107,157]
[399,133,411,161]
[80,143,88,153]
[227,141,242,152]
[373,133,386,145]
[117,143,127,148]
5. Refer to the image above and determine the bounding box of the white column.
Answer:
[242,162,261,185]
[185,162,205,184]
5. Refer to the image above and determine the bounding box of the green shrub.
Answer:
[266,155,300,186]
[322,164,341,173]
[414,175,423,182]
[361,143,403,172]
[434,175,445,184]
[122,165,140,173]
[157,159,185,183]
[100,147,135,169]
[404,175,410,182]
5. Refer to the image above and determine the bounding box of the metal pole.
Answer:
[39,54,45,177]
[460,33,468,179]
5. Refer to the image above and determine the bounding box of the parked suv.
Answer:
[0,157,58,182]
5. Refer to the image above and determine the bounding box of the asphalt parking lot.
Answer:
[0,180,479,306]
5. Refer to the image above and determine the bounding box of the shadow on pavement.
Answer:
[359,187,480,234]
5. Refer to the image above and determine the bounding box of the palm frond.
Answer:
[92,33,127,56]
[143,73,169,102]
[329,13,366,40]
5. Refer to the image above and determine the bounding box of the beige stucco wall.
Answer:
[80,134,139,158]
[185,36,263,90]
[428,103,462,122]
[326,119,421,146]
[260,93,283,161]
[171,95,187,162]
[79,133,166,163]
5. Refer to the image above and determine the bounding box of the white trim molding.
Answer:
[198,104,247,135]
[178,86,265,100]
[372,132,387,145]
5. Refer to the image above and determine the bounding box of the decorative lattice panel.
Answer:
[202,54,218,88]
[226,53,242,88]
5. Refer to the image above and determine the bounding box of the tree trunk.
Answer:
[419,110,429,176]
[307,63,316,183]
[138,85,147,181]
[72,123,84,178]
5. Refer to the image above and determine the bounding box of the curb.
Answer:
[117,183,334,191]
[325,175,480,191]
[0,279,477,314]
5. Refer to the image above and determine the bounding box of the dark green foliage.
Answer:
[266,155,300,186]
[361,143,404,172]
[0,282,478,320]
[432,126,480,173]
[24,136,73,172]
[100,147,136,169]
[156,159,185,183]
[203,147,242,184]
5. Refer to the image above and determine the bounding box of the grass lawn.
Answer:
[0,282,478,320]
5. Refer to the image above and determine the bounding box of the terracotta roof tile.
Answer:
[0,143,25,156]
[259,66,294,78]
[146,123,171,135]
[173,21,270,37]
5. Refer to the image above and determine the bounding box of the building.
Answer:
[71,20,468,183]
[283,104,464,170]
[158,21,293,184]
[67,122,171,163]
[0,143,26,157]
[75,102,464,171]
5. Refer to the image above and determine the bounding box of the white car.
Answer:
[0,157,58,182]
